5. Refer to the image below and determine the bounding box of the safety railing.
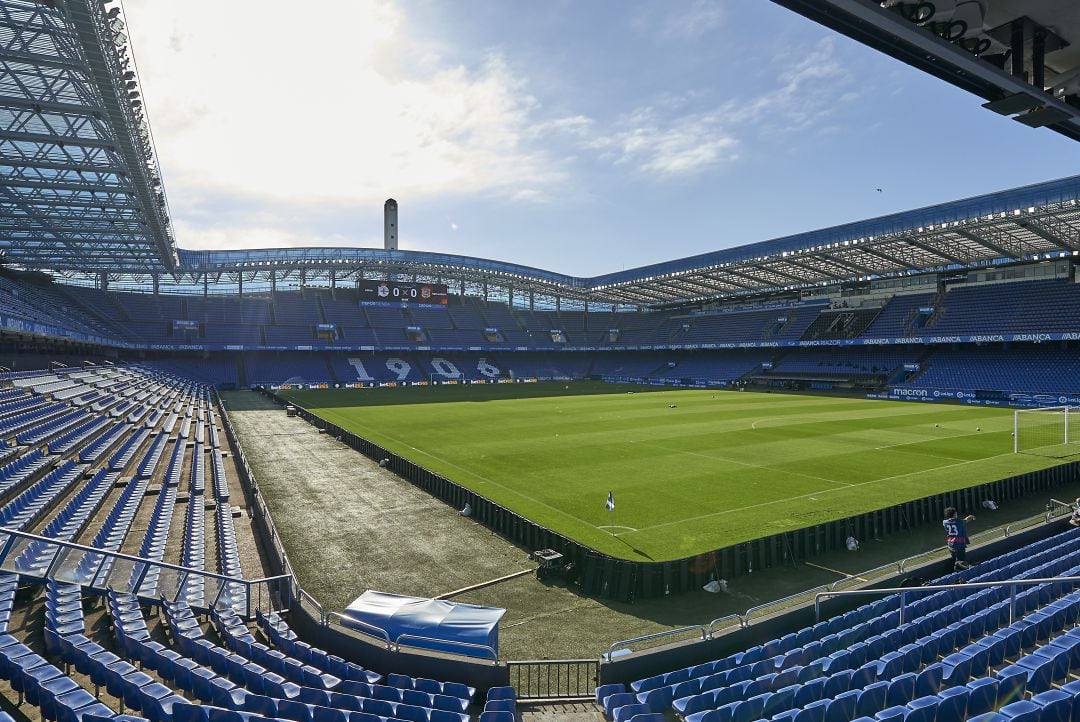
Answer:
[828,561,901,593]
[814,574,1080,625]
[0,526,290,620]
[744,587,828,626]
[605,626,707,661]
[397,634,498,663]
[706,614,742,639]
[509,659,599,699]
[608,502,1074,659]
[327,611,392,647]
[1048,498,1076,520]
[325,612,498,662]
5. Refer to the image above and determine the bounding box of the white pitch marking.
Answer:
[625,449,1021,536]
[874,427,997,452]
[633,439,851,488]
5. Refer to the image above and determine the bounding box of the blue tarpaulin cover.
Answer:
[340,591,505,659]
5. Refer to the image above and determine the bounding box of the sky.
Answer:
[122,0,1080,278]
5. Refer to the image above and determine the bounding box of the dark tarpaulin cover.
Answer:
[340,590,505,659]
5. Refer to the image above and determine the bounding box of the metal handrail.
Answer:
[297,586,325,623]
[814,573,1080,625]
[706,614,743,638]
[744,586,828,624]
[0,525,289,588]
[327,611,392,646]
[396,633,499,663]
[606,625,707,660]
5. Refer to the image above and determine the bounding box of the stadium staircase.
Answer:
[919,293,947,331]
[801,308,882,342]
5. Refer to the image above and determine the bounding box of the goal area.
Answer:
[1014,406,1080,457]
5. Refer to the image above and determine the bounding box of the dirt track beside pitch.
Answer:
[221,391,532,608]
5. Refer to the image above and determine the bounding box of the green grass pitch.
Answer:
[280,382,1065,562]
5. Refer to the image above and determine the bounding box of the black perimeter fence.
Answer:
[265,389,1080,602]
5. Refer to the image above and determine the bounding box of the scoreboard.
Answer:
[357,279,448,305]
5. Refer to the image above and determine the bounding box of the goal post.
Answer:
[1014,406,1080,457]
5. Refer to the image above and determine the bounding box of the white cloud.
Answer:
[586,108,739,177]
[575,37,852,177]
[172,219,368,252]
[742,37,855,132]
[631,0,725,40]
[661,0,725,39]
[122,0,569,249]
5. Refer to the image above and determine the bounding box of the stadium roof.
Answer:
[166,175,1080,305]
[2,0,1079,306]
[774,0,1080,143]
[0,0,178,272]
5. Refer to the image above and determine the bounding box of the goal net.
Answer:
[1014,406,1080,457]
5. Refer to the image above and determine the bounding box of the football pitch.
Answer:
[280,382,1066,562]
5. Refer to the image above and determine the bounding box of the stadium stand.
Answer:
[4,268,1080,399]
[598,525,1080,722]
[0,361,488,722]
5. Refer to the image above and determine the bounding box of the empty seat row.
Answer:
[18,409,90,445]
[17,469,115,576]
[211,605,342,692]
[135,433,169,480]
[256,610,382,687]
[0,448,53,496]
[80,423,133,464]
[130,484,179,597]
[109,428,152,472]
[49,417,111,455]
[0,460,82,530]
[216,503,243,580]
[75,476,152,587]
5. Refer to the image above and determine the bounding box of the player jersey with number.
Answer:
[943,517,968,544]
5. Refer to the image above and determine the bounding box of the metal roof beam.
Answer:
[62,0,177,269]
[673,279,724,297]
[1018,218,1080,252]
[2,177,131,193]
[696,273,755,291]
[0,157,125,174]
[951,227,1019,260]
[776,256,840,280]
[0,45,84,73]
[0,195,137,211]
[822,253,878,276]
[0,128,114,150]
[758,263,811,284]
[720,268,772,288]
[0,223,147,237]
[686,276,747,294]
[859,245,920,270]
[904,238,967,265]
[0,93,103,118]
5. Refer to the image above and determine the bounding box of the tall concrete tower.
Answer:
[384,198,398,250]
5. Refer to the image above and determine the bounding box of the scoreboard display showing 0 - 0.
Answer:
[357,279,448,305]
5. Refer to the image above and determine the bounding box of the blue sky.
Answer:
[124,0,1080,277]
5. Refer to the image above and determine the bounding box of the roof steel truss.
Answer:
[0,0,176,272]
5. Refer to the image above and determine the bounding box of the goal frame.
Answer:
[1014,406,1078,455]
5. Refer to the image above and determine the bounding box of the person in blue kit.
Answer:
[943,507,976,570]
